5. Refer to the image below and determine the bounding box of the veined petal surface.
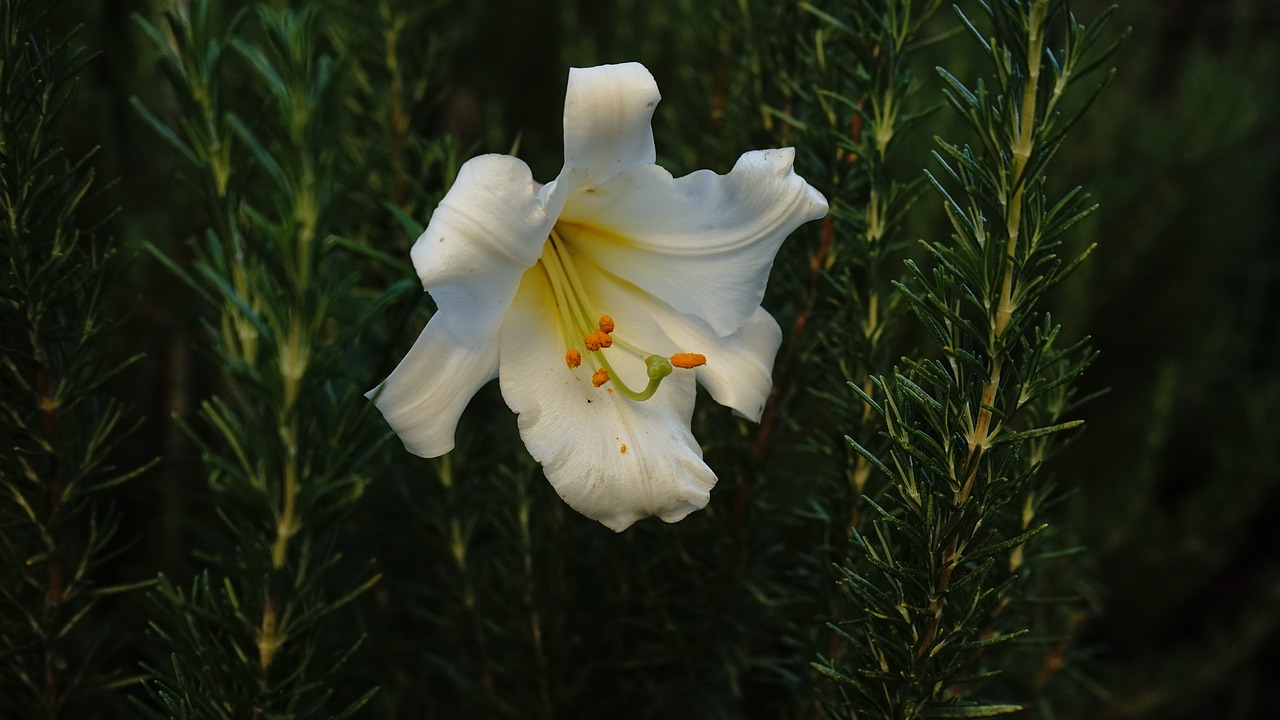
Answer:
[411,153,555,339]
[372,153,551,457]
[557,148,828,337]
[563,63,661,189]
[367,319,498,458]
[499,267,715,532]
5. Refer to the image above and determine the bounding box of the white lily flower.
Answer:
[369,62,828,531]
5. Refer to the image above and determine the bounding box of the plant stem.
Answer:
[963,0,1047,503]
[918,0,1050,690]
[38,364,64,720]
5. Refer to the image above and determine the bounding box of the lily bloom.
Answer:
[369,62,827,531]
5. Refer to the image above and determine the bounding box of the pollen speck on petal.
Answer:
[670,352,707,369]
[620,443,627,454]
[592,368,610,387]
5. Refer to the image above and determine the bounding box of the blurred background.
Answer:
[14,0,1280,717]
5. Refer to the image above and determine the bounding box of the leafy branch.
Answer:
[817,2,1124,717]
[131,1,385,715]
[1,0,152,716]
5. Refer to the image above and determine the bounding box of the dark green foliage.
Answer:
[129,1,397,715]
[0,0,150,716]
[814,3,1122,717]
[4,0,1278,718]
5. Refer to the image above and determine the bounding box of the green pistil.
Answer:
[594,352,672,401]
[542,230,674,402]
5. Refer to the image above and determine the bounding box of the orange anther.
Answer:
[565,349,582,369]
[597,315,615,334]
[591,368,610,387]
[670,353,707,369]
[584,330,613,351]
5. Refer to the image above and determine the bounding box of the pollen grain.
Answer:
[670,353,707,369]
[584,330,613,351]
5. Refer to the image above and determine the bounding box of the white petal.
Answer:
[582,268,781,422]
[690,307,781,422]
[498,267,716,531]
[366,317,498,457]
[563,63,661,189]
[411,153,557,339]
[372,153,556,456]
[557,148,828,336]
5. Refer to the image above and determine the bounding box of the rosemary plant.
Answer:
[8,0,1223,716]
[703,3,950,712]
[816,2,1124,716]
[0,0,151,716]
[130,2,391,715]
[783,0,947,533]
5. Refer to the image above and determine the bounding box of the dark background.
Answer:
[27,0,1280,716]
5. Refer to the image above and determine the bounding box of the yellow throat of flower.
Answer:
[539,229,705,401]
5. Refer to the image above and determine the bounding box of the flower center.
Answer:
[539,229,705,401]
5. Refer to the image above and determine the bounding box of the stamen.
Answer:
[670,353,707,369]
[541,231,687,403]
[584,330,613,351]
[540,245,585,352]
